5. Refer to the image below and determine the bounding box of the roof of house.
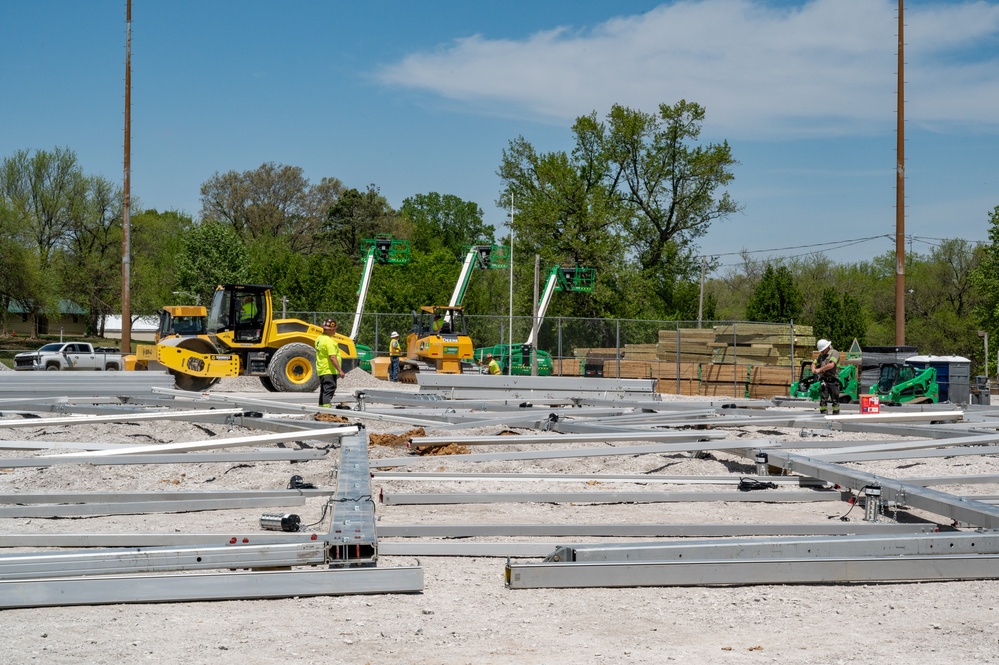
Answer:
[6,299,87,315]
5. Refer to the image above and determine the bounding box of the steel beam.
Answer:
[375,522,938,538]
[549,531,999,563]
[765,449,999,529]
[369,441,777,468]
[0,450,326,468]
[505,554,999,588]
[0,567,423,608]
[379,490,845,505]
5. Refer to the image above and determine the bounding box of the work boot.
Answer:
[832,405,840,415]
[819,407,827,415]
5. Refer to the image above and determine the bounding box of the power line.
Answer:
[708,235,892,259]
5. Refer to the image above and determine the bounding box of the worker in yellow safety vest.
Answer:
[240,296,258,322]
[389,331,402,382]
[315,319,343,407]
[485,353,501,375]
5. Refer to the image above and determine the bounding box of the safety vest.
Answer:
[488,359,501,375]
[241,300,258,320]
[315,334,342,376]
[389,338,402,357]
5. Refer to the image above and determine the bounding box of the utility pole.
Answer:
[895,0,906,345]
[121,0,132,353]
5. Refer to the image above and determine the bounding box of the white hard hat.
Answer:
[817,339,831,352]
[390,331,399,337]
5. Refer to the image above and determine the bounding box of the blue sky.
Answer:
[2,0,998,273]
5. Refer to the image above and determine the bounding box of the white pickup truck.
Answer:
[13,342,124,371]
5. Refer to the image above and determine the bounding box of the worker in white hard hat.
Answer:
[388,331,402,382]
[812,338,841,415]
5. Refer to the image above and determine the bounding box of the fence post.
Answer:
[675,324,681,396]
[790,320,796,388]
[615,319,621,379]
[557,317,563,377]
[733,322,739,398]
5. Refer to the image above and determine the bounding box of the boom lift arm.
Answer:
[349,235,410,341]
[525,266,596,347]
[448,244,509,307]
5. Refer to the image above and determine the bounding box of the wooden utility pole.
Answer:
[121,0,132,353]
[895,0,906,345]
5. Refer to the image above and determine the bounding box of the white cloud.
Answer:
[376,0,999,138]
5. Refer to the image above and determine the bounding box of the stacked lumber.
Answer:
[560,322,824,398]
[748,365,797,399]
[656,328,714,363]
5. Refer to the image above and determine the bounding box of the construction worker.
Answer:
[315,319,343,407]
[240,295,258,322]
[388,331,402,382]
[486,353,501,376]
[432,312,444,334]
[813,338,840,415]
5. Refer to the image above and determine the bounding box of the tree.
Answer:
[401,192,493,258]
[130,209,196,312]
[321,185,401,259]
[60,175,124,334]
[199,163,343,253]
[604,101,740,283]
[175,221,249,298]
[811,288,866,351]
[745,264,802,323]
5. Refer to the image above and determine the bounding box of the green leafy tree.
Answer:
[745,264,802,323]
[130,209,197,312]
[604,101,740,286]
[811,288,866,351]
[175,221,249,297]
[60,175,124,334]
[401,192,493,258]
[321,185,401,259]
[199,163,343,253]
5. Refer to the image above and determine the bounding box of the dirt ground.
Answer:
[1,371,998,665]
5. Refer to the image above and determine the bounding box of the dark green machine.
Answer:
[790,360,859,403]
[475,265,595,376]
[870,362,939,405]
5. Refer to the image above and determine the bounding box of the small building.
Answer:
[4,300,88,338]
[99,315,159,343]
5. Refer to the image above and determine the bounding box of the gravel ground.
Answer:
[1,372,998,664]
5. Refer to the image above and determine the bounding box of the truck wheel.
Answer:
[259,376,279,392]
[267,343,319,392]
[46,365,59,371]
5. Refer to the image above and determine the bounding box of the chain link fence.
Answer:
[292,311,812,399]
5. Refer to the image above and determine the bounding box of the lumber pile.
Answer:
[562,322,818,399]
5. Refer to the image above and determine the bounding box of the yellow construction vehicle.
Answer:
[398,305,474,382]
[129,284,357,392]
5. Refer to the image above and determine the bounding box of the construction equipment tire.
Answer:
[259,376,279,392]
[171,371,217,393]
[267,343,319,392]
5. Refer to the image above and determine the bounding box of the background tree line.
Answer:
[1,101,997,374]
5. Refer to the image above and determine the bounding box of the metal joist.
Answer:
[369,441,777,468]
[379,490,846,505]
[765,449,999,529]
[505,554,999,589]
[0,372,176,397]
[0,567,424,608]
